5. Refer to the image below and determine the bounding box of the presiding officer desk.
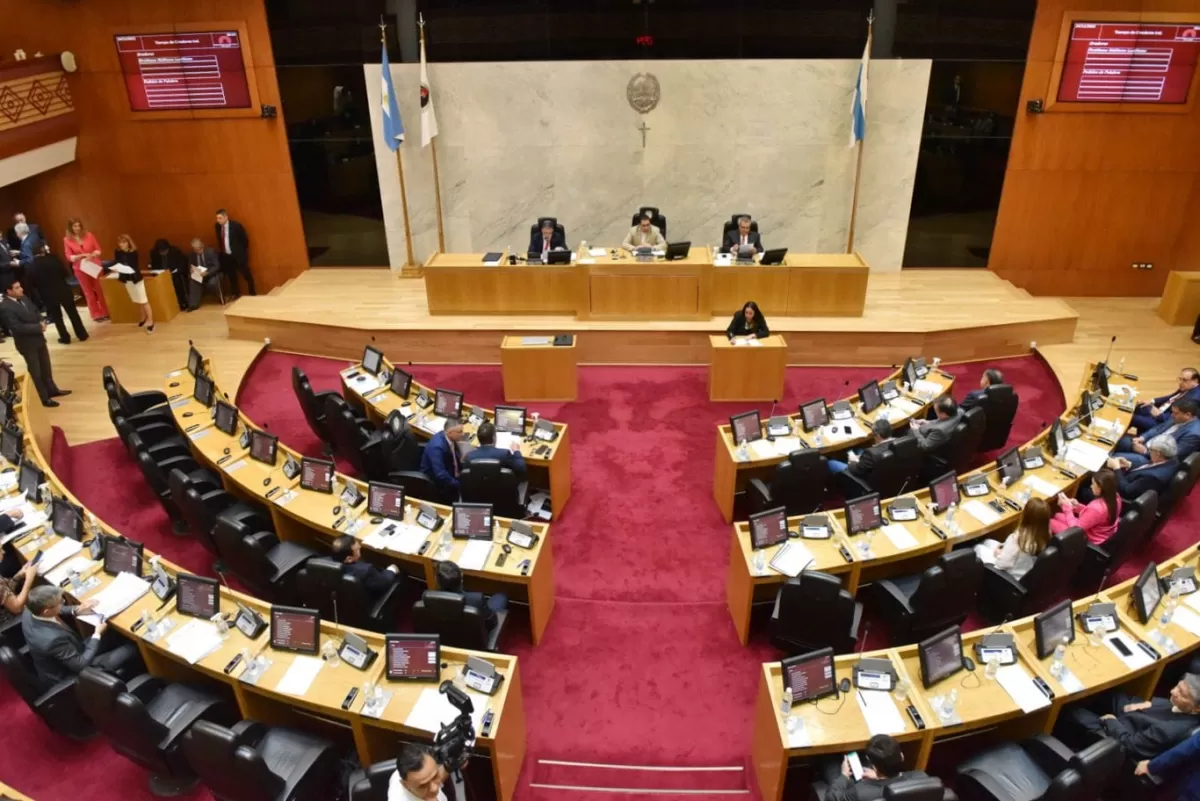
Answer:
[423,247,869,321]
[336,351,572,518]
[7,375,527,801]
[163,355,556,644]
[727,363,1134,644]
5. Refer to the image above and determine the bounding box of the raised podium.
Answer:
[500,335,578,401]
[708,335,787,402]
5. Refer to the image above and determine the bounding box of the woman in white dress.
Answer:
[973,496,1052,580]
[113,234,153,332]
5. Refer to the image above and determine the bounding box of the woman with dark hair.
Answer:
[726,300,769,339]
[1051,469,1122,544]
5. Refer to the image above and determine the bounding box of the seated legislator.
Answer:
[722,215,764,256]
[961,368,1004,411]
[463,422,527,479]
[527,218,567,261]
[436,561,508,631]
[908,397,961,453]
[389,742,449,801]
[330,535,400,600]
[621,214,665,252]
[1131,367,1200,432]
[419,418,465,504]
[21,585,141,684]
[0,554,37,626]
[726,301,769,340]
[819,734,929,801]
[1115,398,1200,468]
[1098,435,1180,502]
[186,238,220,312]
[973,497,1052,580]
[1061,673,1200,761]
[1051,469,1121,545]
[1135,728,1200,801]
[828,419,893,476]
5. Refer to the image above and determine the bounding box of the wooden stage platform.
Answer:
[225,269,1078,366]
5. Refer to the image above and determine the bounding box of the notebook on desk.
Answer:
[520,336,554,346]
[770,542,815,577]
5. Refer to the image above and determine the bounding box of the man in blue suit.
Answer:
[960,368,1003,411]
[1136,726,1200,800]
[463,422,527,477]
[12,223,41,269]
[331,535,399,601]
[1115,398,1200,468]
[1131,367,1200,431]
[1095,435,1180,502]
[419,417,464,503]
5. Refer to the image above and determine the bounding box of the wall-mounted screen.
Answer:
[115,31,252,111]
[1058,22,1200,104]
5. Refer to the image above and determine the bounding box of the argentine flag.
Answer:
[849,36,869,147]
[381,43,405,151]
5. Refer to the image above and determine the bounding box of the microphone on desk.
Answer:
[765,399,779,440]
[1102,335,1117,370]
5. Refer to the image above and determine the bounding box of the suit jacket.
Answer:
[464,445,527,477]
[0,295,45,347]
[1150,728,1200,800]
[25,252,73,302]
[722,229,764,254]
[344,560,396,599]
[1141,418,1200,461]
[419,431,459,494]
[460,590,498,628]
[1146,386,1200,426]
[215,219,250,264]
[960,388,987,411]
[151,245,188,276]
[527,230,567,254]
[849,441,890,478]
[16,236,38,269]
[726,312,769,339]
[21,606,100,684]
[191,247,220,273]
[1101,697,1200,760]
[1119,458,1178,500]
[6,224,41,254]
[622,224,664,250]
[826,770,930,801]
[914,412,961,453]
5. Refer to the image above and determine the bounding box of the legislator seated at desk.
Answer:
[1050,469,1121,545]
[960,368,1003,412]
[420,417,465,503]
[814,734,936,801]
[1131,367,1200,432]
[436,561,508,631]
[722,215,764,256]
[331,534,401,601]
[622,214,665,252]
[828,419,893,477]
[973,497,1051,581]
[464,422,527,478]
[1116,398,1200,467]
[1057,672,1200,761]
[1136,728,1200,801]
[528,217,568,260]
[22,585,142,684]
[1097,435,1180,502]
[726,300,769,339]
[909,397,960,453]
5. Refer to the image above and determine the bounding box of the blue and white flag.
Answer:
[381,42,405,151]
[849,34,869,147]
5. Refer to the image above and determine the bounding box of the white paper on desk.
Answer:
[79,259,103,279]
[881,524,918,551]
[774,437,803,457]
[3,508,48,544]
[36,537,82,573]
[343,372,382,393]
[81,572,151,623]
[588,247,607,257]
[1183,592,1200,615]
[276,655,323,696]
[419,415,447,434]
[826,421,867,444]
[1065,441,1110,473]
[1022,475,1062,498]
[109,263,136,275]
[1106,633,1154,670]
[405,687,487,735]
[1170,606,1200,638]
[731,338,762,347]
[0,472,16,492]
[166,620,224,665]
[962,500,1002,526]
[995,665,1051,713]
[459,540,493,572]
[913,379,943,397]
[495,432,518,451]
[748,440,776,461]
[1091,418,1124,440]
[786,718,812,748]
[373,522,429,555]
[769,541,815,578]
[877,405,910,423]
[889,398,923,416]
[44,555,95,586]
[856,689,907,735]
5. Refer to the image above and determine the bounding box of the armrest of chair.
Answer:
[837,470,873,499]
[1022,734,1076,779]
[746,478,772,505]
[371,575,403,622]
[230,719,268,748]
[873,579,916,619]
[34,676,79,707]
[246,530,279,551]
[130,390,169,413]
[125,673,166,704]
[981,565,1027,604]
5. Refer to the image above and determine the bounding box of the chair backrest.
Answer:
[292,366,329,442]
[724,213,759,236]
[881,436,922,495]
[978,384,1019,451]
[1015,543,1063,610]
[181,485,231,557]
[460,459,521,518]
[1070,737,1123,800]
[1051,527,1087,577]
[134,448,170,495]
[388,470,438,501]
[909,551,982,636]
[883,775,951,801]
[630,207,667,235]
[411,591,490,651]
[349,759,398,801]
[950,407,987,470]
[777,572,856,652]
[768,449,827,515]
[77,668,169,772]
[0,644,48,704]
[183,720,282,801]
[323,394,373,459]
[381,412,423,473]
[529,218,566,242]
[1127,490,1158,548]
[296,558,344,620]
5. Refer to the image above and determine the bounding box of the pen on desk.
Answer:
[185,424,199,433]
[857,690,866,707]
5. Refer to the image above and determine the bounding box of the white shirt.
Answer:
[388,771,447,801]
[222,222,231,254]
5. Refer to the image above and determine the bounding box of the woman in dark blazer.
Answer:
[726,301,769,339]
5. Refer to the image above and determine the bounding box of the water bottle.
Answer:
[985,654,1000,680]
[946,504,959,536]
[440,529,453,558]
[68,570,82,594]
[1051,640,1066,678]
[943,689,958,718]
[779,687,793,718]
[1087,624,1104,649]
[1161,585,1180,626]
[813,430,824,448]
[753,549,766,574]
[893,677,909,704]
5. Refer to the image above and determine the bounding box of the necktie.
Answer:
[741,235,747,246]
[543,238,550,254]
[451,439,459,477]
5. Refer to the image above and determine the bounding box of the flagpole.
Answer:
[846,13,873,255]
[419,14,446,253]
[383,20,415,268]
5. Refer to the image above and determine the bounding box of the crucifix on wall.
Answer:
[637,120,651,149]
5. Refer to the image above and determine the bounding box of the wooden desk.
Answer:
[500,335,578,402]
[708,335,788,402]
[708,252,870,318]
[99,271,180,325]
[580,248,712,320]
[424,253,583,315]
[1158,271,1200,326]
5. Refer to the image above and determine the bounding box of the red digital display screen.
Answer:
[1058,21,1200,104]
[115,31,252,112]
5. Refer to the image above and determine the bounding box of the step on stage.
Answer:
[226,269,1077,366]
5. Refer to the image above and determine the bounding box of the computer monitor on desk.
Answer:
[385,634,440,681]
[759,248,787,265]
[452,503,494,540]
[782,647,837,703]
[248,430,278,466]
[997,446,1024,484]
[1133,562,1162,625]
[103,537,144,577]
[665,241,690,260]
[930,471,960,513]
[1047,419,1067,458]
[495,406,526,435]
[845,493,883,535]
[194,372,215,408]
[176,573,219,619]
[301,458,334,493]
[18,460,43,500]
[435,389,463,419]
[51,498,83,540]
[188,345,204,376]
[918,625,965,688]
[1034,598,1075,659]
[270,606,320,655]
[799,400,828,433]
[729,410,762,445]
[749,506,789,550]
[0,426,21,465]
[362,345,384,376]
[859,380,883,414]
[390,368,412,398]
[368,482,406,520]
[0,362,14,396]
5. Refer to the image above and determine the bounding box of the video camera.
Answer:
[431,680,476,773]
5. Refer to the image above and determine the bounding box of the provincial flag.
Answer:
[420,35,439,147]
[381,42,404,150]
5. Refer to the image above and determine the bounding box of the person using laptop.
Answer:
[827,419,893,476]
[463,422,527,479]
[527,218,567,260]
[435,561,507,631]
[621,213,665,252]
[722,215,764,256]
[330,535,400,600]
[725,301,769,340]
[972,497,1051,580]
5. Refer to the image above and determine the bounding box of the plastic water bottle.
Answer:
[439,530,453,558]
[68,570,82,594]
[946,504,959,536]
[893,677,909,704]
[1050,640,1067,678]
[813,430,824,448]
[943,689,958,718]
[985,654,1000,680]
[737,441,749,461]
[1162,585,1180,626]
[753,549,766,574]
[779,687,793,718]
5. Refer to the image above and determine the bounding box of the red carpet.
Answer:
[5,352,1197,801]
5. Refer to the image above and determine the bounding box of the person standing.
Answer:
[62,218,109,322]
[214,209,255,297]
[114,234,154,332]
[150,238,189,309]
[5,213,39,253]
[25,242,88,344]
[0,279,70,406]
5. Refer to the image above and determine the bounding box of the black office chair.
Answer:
[746,449,828,517]
[292,367,340,448]
[411,591,507,652]
[529,217,567,247]
[379,411,424,473]
[385,470,439,503]
[873,550,982,645]
[1155,452,1200,524]
[348,758,396,801]
[131,438,198,535]
[722,213,760,239]
[977,385,1020,453]
[1072,491,1156,592]
[956,735,1122,801]
[213,505,316,602]
[770,572,862,655]
[976,529,1087,623]
[0,645,94,740]
[630,206,667,237]
[75,668,232,796]
[323,394,376,476]
[113,413,179,459]
[171,467,237,567]
[103,366,170,420]
[812,774,958,801]
[182,719,340,801]
[459,459,525,519]
[295,558,403,634]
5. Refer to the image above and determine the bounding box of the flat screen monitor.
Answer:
[194,372,215,407]
[1,426,23,465]
[494,405,527,434]
[435,388,463,419]
[187,345,203,376]
[270,605,320,655]
[115,31,253,112]
[0,363,13,395]
[930,471,960,512]
[1093,363,1110,397]
[452,503,493,540]
[782,646,837,703]
[858,380,883,414]
[18,460,43,499]
[362,345,384,376]
[749,506,789,550]
[103,537,144,577]
[390,367,412,398]
[729,410,762,445]
[248,430,278,466]
[385,633,440,681]
[176,573,220,619]
[998,447,1025,483]
[51,499,83,540]
[918,625,965,688]
[903,358,920,389]
[0,397,11,427]
[1048,419,1067,457]
[367,482,406,520]
[1056,21,1200,105]
[213,401,238,436]
[1134,562,1162,625]
[799,399,828,432]
[1082,389,1102,415]
[845,493,883,535]
[300,458,334,493]
[1034,598,1076,659]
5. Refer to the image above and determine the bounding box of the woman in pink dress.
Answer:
[62,217,109,321]
[1051,468,1122,545]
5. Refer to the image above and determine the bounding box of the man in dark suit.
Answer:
[1116,398,1200,467]
[722,215,765,256]
[1132,368,1200,432]
[186,238,221,311]
[1094,435,1180,503]
[330,535,399,600]
[0,279,68,406]
[5,213,38,253]
[21,585,141,684]
[961,368,1003,411]
[435,560,507,632]
[214,208,255,297]
[527,218,567,261]
[25,243,87,345]
[464,422,527,477]
[150,238,189,309]
[909,397,961,453]
[1060,673,1200,761]
[821,734,927,801]
[419,418,465,503]
[828,419,892,476]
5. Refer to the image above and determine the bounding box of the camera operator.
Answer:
[389,743,448,801]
